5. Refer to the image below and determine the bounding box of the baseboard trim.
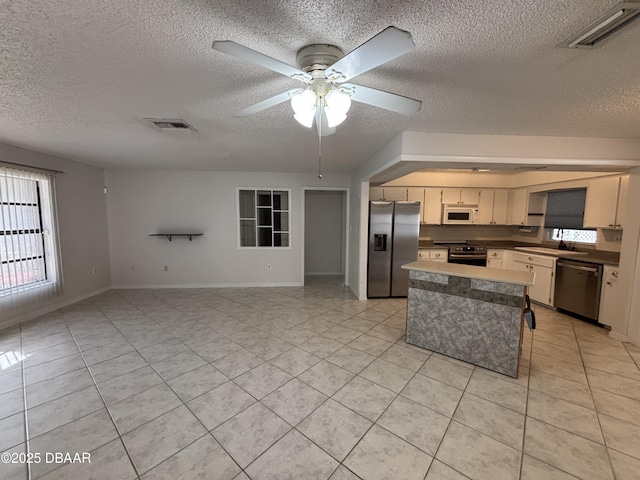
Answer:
[0,286,112,331]
[112,282,304,289]
[304,272,343,276]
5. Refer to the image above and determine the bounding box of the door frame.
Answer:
[301,187,350,286]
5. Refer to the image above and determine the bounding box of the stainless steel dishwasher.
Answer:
[554,260,603,321]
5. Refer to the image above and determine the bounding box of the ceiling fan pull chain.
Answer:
[318,103,323,180]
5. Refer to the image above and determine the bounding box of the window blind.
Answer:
[0,165,63,321]
[544,188,587,229]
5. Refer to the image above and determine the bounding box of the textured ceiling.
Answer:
[1,0,639,173]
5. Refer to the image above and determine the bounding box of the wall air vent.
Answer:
[560,2,640,48]
[144,118,197,131]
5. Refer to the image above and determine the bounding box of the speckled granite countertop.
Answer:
[402,260,535,286]
[418,240,620,266]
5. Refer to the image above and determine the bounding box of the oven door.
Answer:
[448,254,487,267]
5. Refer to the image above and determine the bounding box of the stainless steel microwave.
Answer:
[442,205,479,224]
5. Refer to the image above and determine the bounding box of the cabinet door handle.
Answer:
[609,224,614,227]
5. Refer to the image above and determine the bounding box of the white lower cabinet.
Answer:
[486,249,504,269]
[599,265,621,327]
[418,249,448,263]
[511,252,556,306]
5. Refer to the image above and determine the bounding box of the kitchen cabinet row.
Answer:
[487,248,618,327]
[486,250,556,306]
[371,174,628,229]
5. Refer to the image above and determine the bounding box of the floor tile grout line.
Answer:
[19,323,32,480]
[572,316,617,479]
[59,313,143,480]
[518,324,534,480]
[12,284,632,478]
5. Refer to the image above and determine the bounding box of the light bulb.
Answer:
[294,110,315,128]
[324,108,346,128]
[291,90,317,114]
[325,89,351,115]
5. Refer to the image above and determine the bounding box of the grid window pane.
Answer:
[273,191,288,211]
[551,229,597,244]
[257,191,272,207]
[273,212,288,232]
[258,227,273,247]
[274,233,289,247]
[257,208,272,226]
[240,219,256,247]
[239,190,256,219]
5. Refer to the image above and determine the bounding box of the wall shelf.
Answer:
[149,234,203,242]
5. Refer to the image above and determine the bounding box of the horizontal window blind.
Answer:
[544,189,587,229]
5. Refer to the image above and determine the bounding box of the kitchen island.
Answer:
[402,260,535,377]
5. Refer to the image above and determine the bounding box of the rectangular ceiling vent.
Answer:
[145,118,196,132]
[560,2,640,48]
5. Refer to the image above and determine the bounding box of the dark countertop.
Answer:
[418,240,620,266]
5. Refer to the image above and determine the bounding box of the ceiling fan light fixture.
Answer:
[291,90,316,114]
[324,89,351,127]
[294,111,315,128]
[325,89,351,115]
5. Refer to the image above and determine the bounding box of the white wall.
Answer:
[0,143,111,328]
[304,191,345,275]
[612,167,640,342]
[106,170,351,287]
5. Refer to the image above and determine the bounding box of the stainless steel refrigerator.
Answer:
[367,201,420,298]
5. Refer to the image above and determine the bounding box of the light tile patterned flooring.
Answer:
[1,276,640,479]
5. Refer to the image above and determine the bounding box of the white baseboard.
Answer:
[0,286,112,331]
[112,282,304,289]
[304,272,343,276]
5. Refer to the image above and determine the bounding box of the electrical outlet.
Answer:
[92,267,97,275]
[164,265,168,272]
[267,264,272,269]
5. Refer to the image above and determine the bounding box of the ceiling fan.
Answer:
[212,26,422,136]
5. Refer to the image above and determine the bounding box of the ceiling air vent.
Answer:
[145,118,196,132]
[560,2,640,48]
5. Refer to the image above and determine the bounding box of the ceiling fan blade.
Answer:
[342,83,421,115]
[213,41,312,82]
[324,26,415,82]
[235,88,303,117]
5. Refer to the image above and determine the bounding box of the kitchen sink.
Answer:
[514,246,588,257]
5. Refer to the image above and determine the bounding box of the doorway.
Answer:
[302,189,349,284]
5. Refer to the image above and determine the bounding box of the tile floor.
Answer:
[1,276,640,479]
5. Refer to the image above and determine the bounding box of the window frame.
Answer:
[549,228,597,245]
[0,172,57,296]
[236,187,292,249]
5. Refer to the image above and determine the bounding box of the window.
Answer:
[0,166,61,303]
[551,228,597,244]
[238,189,290,247]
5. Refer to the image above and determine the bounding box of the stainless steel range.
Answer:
[434,241,487,267]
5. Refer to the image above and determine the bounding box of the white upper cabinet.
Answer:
[508,189,545,226]
[407,188,425,223]
[478,189,509,225]
[407,187,442,224]
[584,175,628,229]
[441,188,480,205]
[424,188,443,224]
[369,187,407,202]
